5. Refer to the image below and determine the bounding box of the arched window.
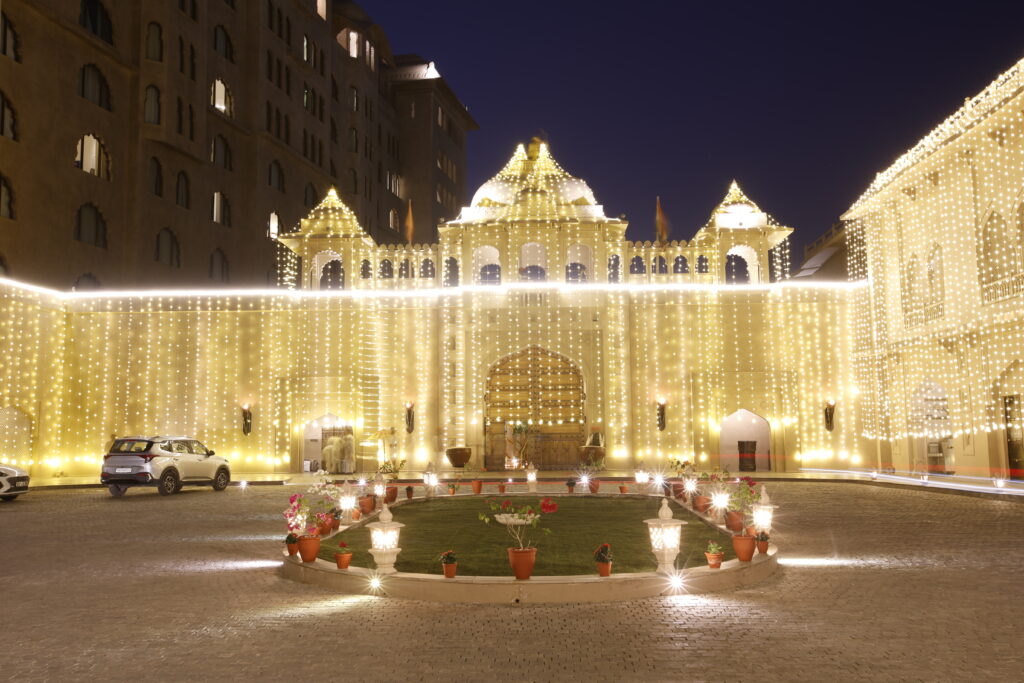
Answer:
[148,157,162,196]
[72,273,101,291]
[267,212,279,239]
[348,127,358,152]
[0,90,16,140]
[155,228,180,267]
[143,85,161,124]
[389,208,399,231]
[673,255,689,273]
[210,79,233,116]
[565,262,587,282]
[0,173,12,218]
[565,244,591,283]
[145,22,162,60]
[697,255,709,273]
[443,257,459,287]
[211,191,231,226]
[2,12,20,62]
[348,169,357,194]
[210,134,232,169]
[655,256,668,274]
[398,259,411,278]
[79,65,111,110]
[304,183,317,208]
[212,25,233,62]
[80,0,113,44]
[420,258,435,279]
[903,254,921,325]
[978,212,1020,289]
[74,203,107,248]
[319,259,343,289]
[629,255,645,274]
[175,171,189,208]
[268,161,284,191]
[608,254,621,283]
[926,244,944,315]
[379,259,394,279]
[360,259,371,279]
[725,253,750,284]
[519,242,546,281]
[75,134,111,179]
[480,264,501,284]
[519,265,546,281]
[209,248,230,282]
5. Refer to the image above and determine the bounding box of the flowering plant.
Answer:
[285,533,298,544]
[593,543,613,563]
[377,458,405,476]
[479,497,558,549]
[282,493,318,536]
[728,476,759,513]
[438,549,457,564]
[336,541,352,555]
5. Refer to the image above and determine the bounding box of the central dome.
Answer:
[457,138,606,223]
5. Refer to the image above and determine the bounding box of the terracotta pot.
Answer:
[297,535,321,563]
[507,547,537,580]
[331,516,341,530]
[705,552,724,569]
[724,510,744,532]
[286,542,298,556]
[448,486,457,496]
[442,563,458,579]
[350,508,361,521]
[671,483,686,499]
[618,485,628,494]
[334,552,353,569]
[566,484,575,493]
[471,480,483,495]
[446,447,472,468]
[317,519,334,536]
[588,479,601,494]
[757,540,769,554]
[497,483,506,493]
[358,495,376,514]
[596,561,612,577]
[745,525,757,537]
[406,486,414,500]
[385,486,398,504]
[693,495,712,513]
[732,534,756,562]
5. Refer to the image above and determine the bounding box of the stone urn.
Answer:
[446,447,472,468]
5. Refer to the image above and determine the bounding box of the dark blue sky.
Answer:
[371,1,1024,260]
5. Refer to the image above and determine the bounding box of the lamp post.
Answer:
[339,481,357,523]
[710,490,730,524]
[683,477,698,508]
[644,498,686,574]
[750,486,777,534]
[422,465,438,498]
[367,505,404,574]
[526,463,538,492]
[634,469,650,485]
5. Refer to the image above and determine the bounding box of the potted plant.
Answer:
[755,531,770,555]
[580,453,605,493]
[439,549,458,578]
[479,497,558,580]
[732,530,756,562]
[594,542,613,577]
[377,457,406,481]
[335,541,353,569]
[447,481,459,496]
[725,478,757,532]
[358,494,376,514]
[471,480,483,495]
[405,485,414,500]
[283,494,321,563]
[497,481,507,493]
[618,483,628,494]
[284,533,299,556]
[565,477,576,493]
[705,540,724,569]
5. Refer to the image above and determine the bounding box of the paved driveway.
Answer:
[1,483,1020,681]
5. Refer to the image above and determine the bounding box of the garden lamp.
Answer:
[644,498,686,574]
[526,463,538,492]
[339,481,357,522]
[367,505,404,574]
[635,469,650,484]
[750,485,777,533]
[710,490,730,523]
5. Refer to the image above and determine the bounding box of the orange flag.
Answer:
[655,196,670,244]
[404,199,415,244]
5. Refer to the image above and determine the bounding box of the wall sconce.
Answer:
[644,498,686,574]
[656,397,667,431]
[404,402,415,433]
[823,399,836,432]
[240,404,252,436]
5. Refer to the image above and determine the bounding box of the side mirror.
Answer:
[207,450,215,456]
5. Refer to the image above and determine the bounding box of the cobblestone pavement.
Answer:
[2,482,1020,682]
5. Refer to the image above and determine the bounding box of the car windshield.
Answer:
[110,439,152,453]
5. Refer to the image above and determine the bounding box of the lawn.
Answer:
[317,495,735,576]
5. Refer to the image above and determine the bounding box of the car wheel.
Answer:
[0,494,18,502]
[157,470,181,496]
[212,469,230,491]
[108,484,127,498]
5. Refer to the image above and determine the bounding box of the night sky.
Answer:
[371,1,1024,260]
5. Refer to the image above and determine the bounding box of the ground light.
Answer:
[644,498,686,574]
[367,505,404,574]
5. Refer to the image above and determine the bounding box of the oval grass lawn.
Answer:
[317,495,735,576]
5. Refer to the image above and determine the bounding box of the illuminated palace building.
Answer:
[3,57,1024,481]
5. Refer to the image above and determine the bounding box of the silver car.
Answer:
[0,464,29,501]
[101,436,231,497]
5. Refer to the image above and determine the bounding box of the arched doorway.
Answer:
[301,413,354,474]
[909,380,952,475]
[483,346,585,470]
[719,409,770,472]
[995,360,1024,479]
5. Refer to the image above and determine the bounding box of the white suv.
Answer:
[101,436,231,497]
[0,464,29,501]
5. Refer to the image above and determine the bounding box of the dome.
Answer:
[709,181,770,230]
[460,138,605,223]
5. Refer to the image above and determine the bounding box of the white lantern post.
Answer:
[367,505,405,574]
[710,490,730,524]
[526,463,538,492]
[683,477,698,508]
[339,481,357,523]
[750,485,777,534]
[644,498,687,574]
[635,468,650,485]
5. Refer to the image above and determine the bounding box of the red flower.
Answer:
[501,499,513,510]
[540,498,558,514]
[338,541,347,549]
